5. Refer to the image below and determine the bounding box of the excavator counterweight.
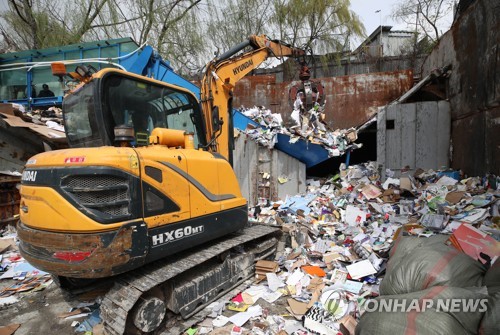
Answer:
[201,35,305,164]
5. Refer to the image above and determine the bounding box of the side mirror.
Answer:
[212,106,223,132]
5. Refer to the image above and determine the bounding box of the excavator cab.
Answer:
[62,69,206,149]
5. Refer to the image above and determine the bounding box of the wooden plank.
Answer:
[400,103,417,171]
[385,104,401,172]
[275,149,305,201]
[416,102,439,169]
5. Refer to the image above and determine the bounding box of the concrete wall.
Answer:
[378,101,451,175]
[420,0,500,176]
[233,70,413,130]
[233,134,306,207]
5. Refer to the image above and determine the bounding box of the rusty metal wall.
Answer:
[421,0,500,176]
[233,70,413,129]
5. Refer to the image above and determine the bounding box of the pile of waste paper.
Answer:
[0,222,103,334]
[238,106,360,157]
[0,225,52,306]
[190,162,499,334]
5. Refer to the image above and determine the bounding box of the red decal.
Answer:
[64,156,85,163]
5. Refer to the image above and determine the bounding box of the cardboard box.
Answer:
[255,260,279,280]
[0,103,14,115]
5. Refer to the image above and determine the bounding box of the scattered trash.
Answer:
[0,236,52,298]
[75,308,101,333]
[449,223,499,264]
[17,106,64,128]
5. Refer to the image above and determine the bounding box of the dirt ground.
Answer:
[0,280,89,334]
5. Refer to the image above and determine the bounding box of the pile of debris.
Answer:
[0,225,52,305]
[26,107,64,131]
[189,162,499,334]
[0,223,104,334]
[238,106,360,157]
[0,103,67,147]
[8,103,65,132]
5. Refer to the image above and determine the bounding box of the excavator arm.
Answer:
[200,35,305,164]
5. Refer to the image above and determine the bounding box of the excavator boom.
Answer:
[201,35,305,163]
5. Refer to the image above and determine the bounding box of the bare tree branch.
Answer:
[157,0,201,52]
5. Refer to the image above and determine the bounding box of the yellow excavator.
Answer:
[17,35,304,334]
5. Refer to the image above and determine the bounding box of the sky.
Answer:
[349,0,407,47]
[349,0,455,49]
[350,0,405,35]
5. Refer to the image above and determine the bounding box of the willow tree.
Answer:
[157,10,205,75]
[203,0,274,52]
[275,0,363,52]
[271,0,365,75]
[0,0,116,50]
[0,0,203,52]
[196,0,364,78]
[112,0,202,53]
